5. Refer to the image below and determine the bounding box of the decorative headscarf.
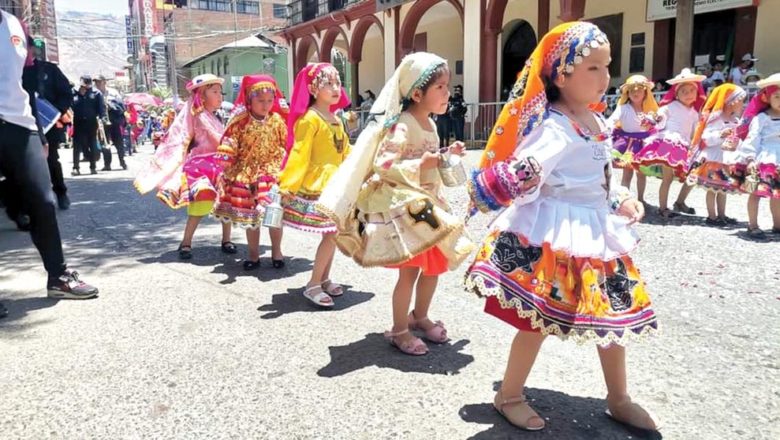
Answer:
[286,63,350,150]
[737,82,780,139]
[691,83,746,151]
[134,79,225,195]
[617,75,659,114]
[659,82,706,112]
[478,21,609,169]
[317,52,448,230]
[226,74,288,132]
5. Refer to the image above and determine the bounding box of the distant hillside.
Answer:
[56,10,128,82]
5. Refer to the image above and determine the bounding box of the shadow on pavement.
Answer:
[0,296,61,334]
[316,333,474,378]
[257,286,374,319]
[460,385,663,440]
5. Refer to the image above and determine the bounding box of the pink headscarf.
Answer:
[134,86,225,195]
[659,82,707,111]
[737,85,779,139]
[286,63,350,151]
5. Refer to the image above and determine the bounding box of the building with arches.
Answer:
[281,0,780,106]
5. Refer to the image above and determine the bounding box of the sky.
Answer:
[57,0,128,17]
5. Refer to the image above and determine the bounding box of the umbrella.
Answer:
[125,93,163,107]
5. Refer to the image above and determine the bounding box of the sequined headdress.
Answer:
[478,21,609,169]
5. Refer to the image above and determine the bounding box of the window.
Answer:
[273,3,287,19]
[217,58,222,76]
[223,56,229,74]
[196,0,259,14]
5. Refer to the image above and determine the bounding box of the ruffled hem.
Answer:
[464,272,659,346]
[633,135,690,179]
[686,162,741,194]
[491,200,639,261]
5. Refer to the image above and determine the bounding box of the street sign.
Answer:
[646,0,753,21]
[376,0,413,13]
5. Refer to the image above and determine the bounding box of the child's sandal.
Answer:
[303,285,334,308]
[605,396,659,431]
[493,389,545,431]
[384,329,428,356]
[321,279,344,297]
[408,311,449,343]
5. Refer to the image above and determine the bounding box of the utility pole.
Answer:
[673,0,694,73]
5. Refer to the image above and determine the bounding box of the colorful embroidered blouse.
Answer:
[218,112,287,184]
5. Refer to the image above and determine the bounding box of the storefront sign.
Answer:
[126,15,135,54]
[646,0,754,21]
[143,0,155,37]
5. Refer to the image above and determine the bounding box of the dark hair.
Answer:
[543,75,562,103]
[401,64,450,111]
[365,90,376,100]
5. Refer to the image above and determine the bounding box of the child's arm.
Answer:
[469,124,567,212]
[278,116,315,194]
[215,124,239,168]
[738,116,761,164]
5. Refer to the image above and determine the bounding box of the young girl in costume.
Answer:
[318,53,475,355]
[214,75,288,269]
[633,68,706,218]
[735,73,780,238]
[279,63,351,307]
[686,83,747,226]
[465,22,658,432]
[608,75,660,204]
[134,74,233,260]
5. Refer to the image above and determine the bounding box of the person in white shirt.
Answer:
[0,9,99,314]
[729,53,757,86]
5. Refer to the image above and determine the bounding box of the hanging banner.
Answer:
[646,0,755,21]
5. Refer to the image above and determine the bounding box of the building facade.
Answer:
[127,0,288,94]
[1,0,59,62]
[281,0,780,106]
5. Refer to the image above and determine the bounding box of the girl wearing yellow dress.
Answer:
[279,63,350,307]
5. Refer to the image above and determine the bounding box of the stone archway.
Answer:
[398,0,464,61]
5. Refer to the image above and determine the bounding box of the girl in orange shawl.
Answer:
[466,22,658,433]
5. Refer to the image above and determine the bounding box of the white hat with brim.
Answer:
[666,68,706,85]
[741,53,758,62]
[186,74,224,92]
[756,73,780,89]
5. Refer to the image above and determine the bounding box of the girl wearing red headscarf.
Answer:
[213,75,289,269]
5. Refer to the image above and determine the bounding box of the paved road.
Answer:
[1,145,778,439]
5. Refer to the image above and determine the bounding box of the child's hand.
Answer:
[720,128,734,139]
[447,141,466,156]
[420,151,440,169]
[617,198,645,225]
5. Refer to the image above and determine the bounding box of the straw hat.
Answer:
[620,74,654,92]
[186,74,224,92]
[666,68,706,85]
[756,72,780,89]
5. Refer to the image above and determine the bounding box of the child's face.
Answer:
[725,98,745,117]
[676,83,697,107]
[313,72,342,106]
[767,89,780,112]
[415,71,451,115]
[203,84,223,111]
[628,86,646,105]
[249,90,275,117]
[558,43,611,105]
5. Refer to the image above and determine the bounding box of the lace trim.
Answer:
[464,274,659,346]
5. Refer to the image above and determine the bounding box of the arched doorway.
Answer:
[350,16,385,106]
[400,0,464,84]
[501,20,536,101]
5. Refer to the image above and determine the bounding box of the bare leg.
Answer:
[620,167,634,189]
[770,198,780,229]
[246,228,260,261]
[496,331,546,430]
[659,167,674,211]
[636,174,647,203]
[747,195,761,230]
[268,227,284,260]
[221,222,232,243]
[392,267,421,347]
[716,193,728,219]
[307,233,336,287]
[675,183,694,207]
[181,215,203,247]
[705,191,717,219]
[598,344,658,430]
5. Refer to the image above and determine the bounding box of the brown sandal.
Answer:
[605,396,659,431]
[493,389,545,431]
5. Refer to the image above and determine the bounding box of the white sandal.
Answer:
[303,285,334,307]
[321,279,344,297]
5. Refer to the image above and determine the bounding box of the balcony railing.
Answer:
[288,0,364,26]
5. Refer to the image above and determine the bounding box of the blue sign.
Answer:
[125,16,134,54]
